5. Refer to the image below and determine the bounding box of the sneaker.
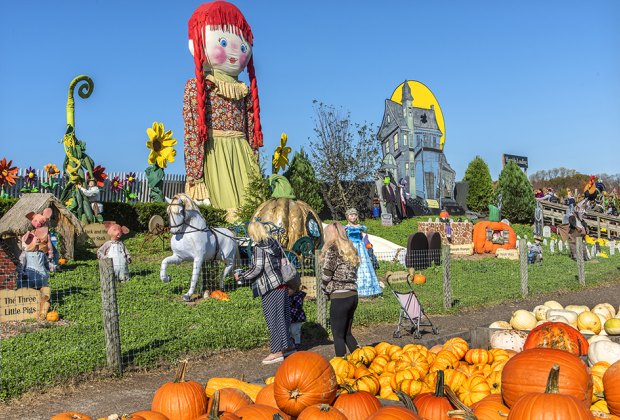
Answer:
[262,353,284,365]
[294,343,301,350]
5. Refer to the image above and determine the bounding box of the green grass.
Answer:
[1,226,619,402]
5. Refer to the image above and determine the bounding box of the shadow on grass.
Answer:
[301,322,331,349]
[121,338,173,368]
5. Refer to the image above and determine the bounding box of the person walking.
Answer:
[235,222,294,364]
[320,222,361,357]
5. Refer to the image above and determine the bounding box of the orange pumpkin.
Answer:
[603,360,620,415]
[333,384,381,419]
[368,391,423,420]
[234,404,289,420]
[207,388,252,415]
[273,351,338,417]
[486,370,502,394]
[58,258,67,265]
[472,394,510,420]
[443,337,469,360]
[458,374,492,407]
[46,311,60,322]
[414,370,454,419]
[255,383,279,409]
[297,404,347,419]
[330,357,355,378]
[472,221,516,254]
[131,411,169,420]
[507,365,594,419]
[523,321,589,356]
[413,273,426,284]
[397,379,424,399]
[501,348,593,408]
[465,349,491,365]
[210,290,229,301]
[51,413,92,420]
[151,360,207,420]
[354,374,381,395]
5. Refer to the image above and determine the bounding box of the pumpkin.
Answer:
[523,321,589,356]
[296,403,347,419]
[472,221,516,254]
[255,383,279,409]
[507,364,595,419]
[46,311,60,322]
[472,393,509,419]
[605,319,620,335]
[566,304,590,314]
[489,329,527,352]
[592,361,612,378]
[603,360,620,415]
[51,413,92,420]
[488,321,512,329]
[579,311,603,334]
[265,376,275,385]
[354,374,381,395]
[533,305,550,321]
[58,257,67,265]
[130,412,169,420]
[465,349,491,365]
[205,378,264,402]
[210,290,229,301]
[333,384,381,419]
[593,305,614,321]
[151,360,208,420]
[207,388,253,414]
[443,337,469,360]
[544,300,564,310]
[547,309,579,325]
[196,391,241,420]
[413,370,454,419]
[458,374,492,407]
[330,357,355,378]
[510,310,537,330]
[368,390,423,420]
[501,348,593,408]
[273,351,338,417]
[588,341,620,366]
[234,404,289,420]
[413,273,426,284]
[252,195,323,250]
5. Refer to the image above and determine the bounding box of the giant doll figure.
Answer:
[184,1,262,218]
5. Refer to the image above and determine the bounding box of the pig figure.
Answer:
[97,223,132,281]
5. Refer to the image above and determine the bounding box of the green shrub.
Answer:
[496,161,536,223]
[284,149,324,213]
[463,156,494,213]
[0,198,18,219]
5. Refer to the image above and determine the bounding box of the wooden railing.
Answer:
[539,199,620,238]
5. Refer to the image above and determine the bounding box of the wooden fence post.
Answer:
[519,239,528,298]
[442,246,452,310]
[98,258,122,376]
[576,237,585,286]
[314,250,328,330]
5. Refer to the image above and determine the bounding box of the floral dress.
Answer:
[183,70,259,216]
[345,225,382,297]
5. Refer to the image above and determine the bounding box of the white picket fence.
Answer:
[3,168,186,203]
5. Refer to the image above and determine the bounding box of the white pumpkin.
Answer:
[565,304,589,314]
[547,309,578,325]
[546,315,570,324]
[532,305,550,321]
[588,340,620,366]
[544,300,563,310]
[489,321,512,329]
[588,335,611,345]
[598,303,616,318]
[593,305,613,321]
[510,310,537,330]
[604,318,620,335]
[489,329,528,352]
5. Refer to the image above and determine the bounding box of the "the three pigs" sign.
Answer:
[0,289,41,322]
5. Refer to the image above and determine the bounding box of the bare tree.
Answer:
[309,101,380,219]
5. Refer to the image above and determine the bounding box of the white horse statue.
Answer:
[160,193,237,301]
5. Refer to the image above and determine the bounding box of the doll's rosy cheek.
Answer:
[239,53,249,68]
[208,46,227,65]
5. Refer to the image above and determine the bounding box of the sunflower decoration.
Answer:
[146,122,177,169]
[145,122,177,202]
[0,158,19,198]
[272,132,292,174]
[20,166,40,193]
[41,163,61,191]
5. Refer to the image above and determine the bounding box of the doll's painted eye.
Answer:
[240,44,247,54]
[219,38,228,48]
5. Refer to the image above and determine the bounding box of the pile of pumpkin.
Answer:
[488,301,620,366]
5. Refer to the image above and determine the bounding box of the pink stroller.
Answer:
[385,274,439,339]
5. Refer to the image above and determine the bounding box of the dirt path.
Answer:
[2,281,619,419]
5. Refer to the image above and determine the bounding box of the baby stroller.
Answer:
[385,273,439,339]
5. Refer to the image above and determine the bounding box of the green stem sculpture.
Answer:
[59,75,101,224]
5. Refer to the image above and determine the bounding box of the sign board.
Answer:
[381,213,393,227]
[502,154,528,171]
[426,199,439,209]
[542,226,551,238]
[449,243,474,256]
[496,248,519,260]
[84,223,110,247]
[0,288,41,322]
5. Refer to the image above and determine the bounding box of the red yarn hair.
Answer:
[188,1,263,149]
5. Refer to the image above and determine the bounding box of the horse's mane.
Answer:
[167,193,200,215]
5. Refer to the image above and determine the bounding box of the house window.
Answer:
[387,115,391,123]
[403,134,408,146]
[384,142,389,155]
[405,162,409,175]
[393,134,399,150]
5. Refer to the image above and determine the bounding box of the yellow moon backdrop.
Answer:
[390,80,445,150]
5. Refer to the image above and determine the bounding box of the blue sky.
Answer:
[1,0,619,180]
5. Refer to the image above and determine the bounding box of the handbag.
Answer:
[277,242,301,290]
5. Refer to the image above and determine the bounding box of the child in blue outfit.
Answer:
[288,287,306,350]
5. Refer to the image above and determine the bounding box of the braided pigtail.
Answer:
[247,57,263,149]
[190,24,209,145]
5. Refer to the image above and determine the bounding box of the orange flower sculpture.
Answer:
[0,158,19,197]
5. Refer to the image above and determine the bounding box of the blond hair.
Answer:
[247,221,270,243]
[320,223,360,267]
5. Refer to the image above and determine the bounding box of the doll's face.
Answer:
[203,26,251,76]
[347,213,358,224]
